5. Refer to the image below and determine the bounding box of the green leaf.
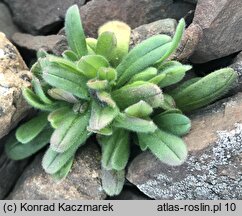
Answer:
[51,157,74,181]
[116,34,172,87]
[167,77,201,96]
[42,64,89,99]
[42,147,74,174]
[138,129,188,166]
[77,55,110,79]
[114,113,157,133]
[22,88,61,111]
[101,167,125,196]
[99,128,129,170]
[124,100,153,118]
[97,67,117,82]
[88,101,119,132]
[160,94,176,110]
[158,65,192,88]
[86,38,97,51]
[65,4,87,58]
[96,91,116,108]
[96,31,117,61]
[47,88,79,103]
[112,81,164,109]
[48,106,73,129]
[50,110,90,153]
[47,55,83,75]
[154,113,191,136]
[32,77,53,104]
[5,127,53,160]
[99,21,131,66]
[128,67,158,84]
[87,79,108,91]
[156,18,185,64]
[16,112,49,143]
[62,50,78,61]
[172,68,237,112]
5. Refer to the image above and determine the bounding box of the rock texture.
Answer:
[12,33,68,56]
[190,0,242,63]
[8,143,106,200]
[127,93,242,199]
[0,3,20,39]
[0,150,29,199]
[0,32,31,140]
[79,0,194,37]
[4,0,86,35]
[230,52,242,93]
[130,19,177,49]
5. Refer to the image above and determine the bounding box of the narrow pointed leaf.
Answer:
[65,5,87,57]
[156,18,185,64]
[48,88,79,103]
[138,129,188,166]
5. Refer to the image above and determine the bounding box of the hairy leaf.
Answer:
[65,4,87,57]
[138,129,187,166]
[5,127,53,160]
[128,67,158,84]
[50,110,90,153]
[154,113,191,136]
[124,100,153,118]
[99,128,129,170]
[16,112,49,143]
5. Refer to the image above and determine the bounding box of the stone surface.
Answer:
[127,93,242,199]
[79,0,195,37]
[230,52,242,93]
[0,32,31,140]
[112,188,150,200]
[190,0,242,63]
[0,150,29,199]
[12,33,68,56]
[8,143,106,200]
[4,0,86,35]
[130,19,177,49]
[0,3,20,39]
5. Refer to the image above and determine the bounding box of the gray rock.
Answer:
[12,33,68,56]
[230,52,242,93]
[79,0,195,37]
[130,19,177,49]
[127,93,242,200]
[0,151,29,199]
[0,32,31,140]
[0,3,20,39]
[190,0,242,63]
[8,143,106,200]
[4,0,86,35]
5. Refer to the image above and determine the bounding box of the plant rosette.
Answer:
[4,5,237,196]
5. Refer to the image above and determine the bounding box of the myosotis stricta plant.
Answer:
[4,5,237,196]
